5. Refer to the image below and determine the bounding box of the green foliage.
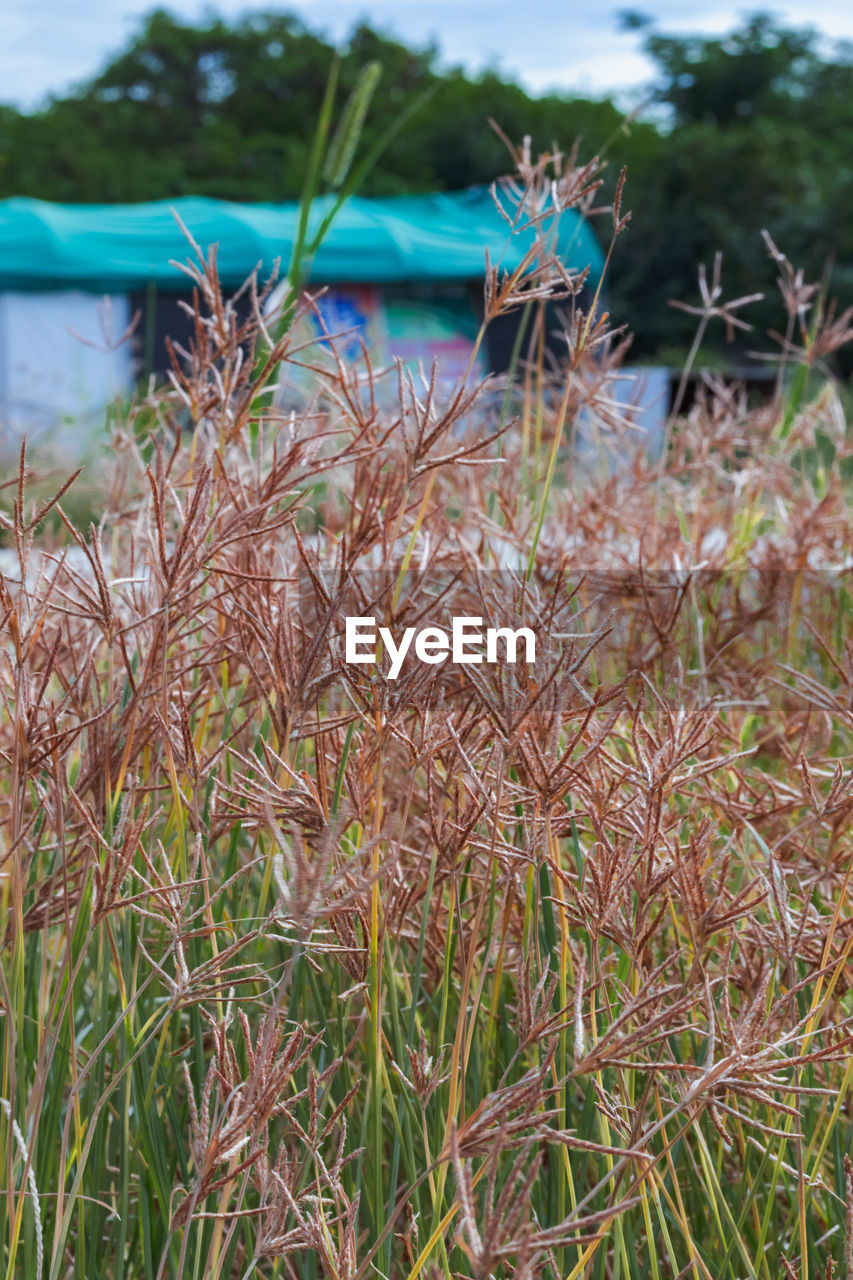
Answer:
[645,13,817,127]
[0,10,628,203]
[608,12,853,364]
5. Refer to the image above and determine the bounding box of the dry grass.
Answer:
[2,140,853,1280]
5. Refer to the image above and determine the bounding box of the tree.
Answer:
[0,10,631,203]
[605,12,853,364]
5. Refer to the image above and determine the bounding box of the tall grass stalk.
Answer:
[1,137,853,1280]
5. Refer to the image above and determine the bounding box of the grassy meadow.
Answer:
[2,141,853,1280]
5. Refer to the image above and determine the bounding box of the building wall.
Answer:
[0,290,134,462]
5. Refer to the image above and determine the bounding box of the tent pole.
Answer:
[143,279,157,383]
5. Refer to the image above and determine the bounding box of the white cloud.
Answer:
[4,0,853,110]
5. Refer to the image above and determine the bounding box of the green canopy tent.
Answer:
[0,189,604,291]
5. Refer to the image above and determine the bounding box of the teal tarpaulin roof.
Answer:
[0,189,604,292]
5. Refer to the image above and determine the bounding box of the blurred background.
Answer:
[2,0,853,452]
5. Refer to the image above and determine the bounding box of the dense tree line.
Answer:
[1,8,852,362]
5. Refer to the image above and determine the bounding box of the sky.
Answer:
[4,0,853,110]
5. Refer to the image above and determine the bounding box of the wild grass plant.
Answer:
[2,140,853,1280]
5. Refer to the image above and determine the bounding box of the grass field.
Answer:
[2,142,853,1280]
